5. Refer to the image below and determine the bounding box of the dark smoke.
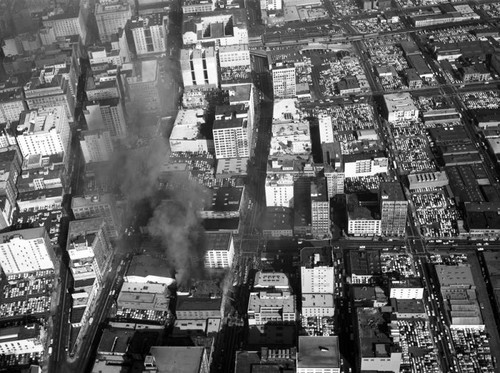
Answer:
[101,59,209,286]
[147,179,210,286]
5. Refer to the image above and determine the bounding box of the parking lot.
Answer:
[398,320,441,373]
[450,329,495,373]
[459,91,500,110]
[412,189,461,238]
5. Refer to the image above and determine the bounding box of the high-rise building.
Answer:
[300,247,334,294]
[80,129,114,164]
[41,7,87,42]
[127,13,168,57]
[212,111,252,159]
[272,63,296,98]
[180,47,219,89]
[67,218,113,284]
[380,182,408,237]
[71,194,120,238]
[204,232,234,268]
[260,0,283,11]
[16,106,71,162]
[324,167,345,198]
[0,227,55,275]
[265,174,294,208]
[182,10,249,46]
[24,73,75,122]
[84,99,127,138]
[0,87,26,124]
[95,1,133,42]
[0,148,22,229]
[311,177,331,239]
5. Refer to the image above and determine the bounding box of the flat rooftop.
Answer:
[126,254,174,279]
[435,264,475,288]
[254,271,290,288]
[297,336,340,369]
[148,346,205,373]
[300,247,333,268]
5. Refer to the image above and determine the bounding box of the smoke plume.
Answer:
[147,179,210,286]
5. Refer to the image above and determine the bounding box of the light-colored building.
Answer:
[301,293,335,317]
[248,272,296,325]
[380,182,408,237]
[117,255,175,321]
[41,7,87,42]
[182,11,248,46]
[300,247,335,294]
[127,14,168,57]
[0,325,43,356]
[389,278,424,299]
[297,336,341,373]
[272,64,296,98]
[218,44,251,68]
[181,47,219,89]
[318,114,334,144]
[0,87,26,124]
[95,1,133,42]
[213,116,251,159]
[407,171,449,190]
[84,99,127,139]
[24,73,75,122]
[343,153,388,178]
[204,232,234,268]
[0,227,55,276]
[80,129,114,164]
[182,0,215,13]
[324,168,344,198]
[16,106,70,162]
[311,178,330,239]
[383,92,419,123]
[170,109,213,153]
[265,173,294,208]
[67,218,113,284]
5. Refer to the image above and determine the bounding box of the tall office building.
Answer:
[380,182,408,237]
[71,194,120,238]
[212,108,251,159]
[180,47,219,89]
[127,13,168,57]
[80,129,114,164]
[0,149,22,229]
[16,106,71,161]
[300,247,334,294]
[0,87,26,124]
[311,177,331,239]
[24,73,75,122]
[0,227,55,275]
[41,6,87,43]
[95,1,133,42]
[84,99,127,138]
[272,63,296,98]
[265,174,294,208]
[204,232,234,268]
[67,218,113,283]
